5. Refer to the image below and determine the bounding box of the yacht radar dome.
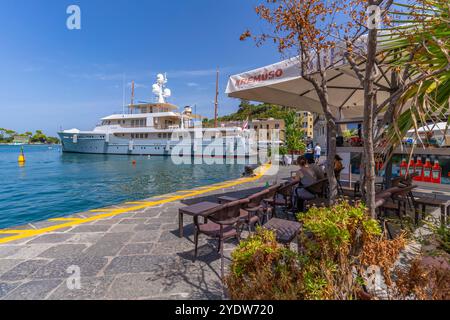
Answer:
[183,106,193,115]
[152,73,171,104]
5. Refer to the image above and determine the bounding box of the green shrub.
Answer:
[436,224,450,254]
[225,228,305,300]
[225,202,407,300]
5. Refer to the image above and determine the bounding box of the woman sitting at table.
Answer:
[293,156,319,212]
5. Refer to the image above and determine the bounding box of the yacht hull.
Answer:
[58,132,255,157]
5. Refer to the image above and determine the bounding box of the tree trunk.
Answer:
[363,96,376,218]
[326,118,338,205]
[363,19,378,218]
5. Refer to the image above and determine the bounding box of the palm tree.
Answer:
[378,0,450,150]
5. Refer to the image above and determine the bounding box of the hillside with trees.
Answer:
[203,100,293,126]
[203,100,307,154]
[0,128,60,144]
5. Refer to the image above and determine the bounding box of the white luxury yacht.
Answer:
[58,74,255,157]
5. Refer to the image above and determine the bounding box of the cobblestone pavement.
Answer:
[0,165,292,300]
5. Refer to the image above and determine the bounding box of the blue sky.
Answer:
[0,0,279,135]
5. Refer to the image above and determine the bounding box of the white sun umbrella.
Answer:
[226,40,393,121]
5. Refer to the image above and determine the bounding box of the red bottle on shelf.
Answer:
[414,158,424,181]
[423,158,432,183]
[400,158,408,177]
[408,159,415,177]
[432,161,442,184]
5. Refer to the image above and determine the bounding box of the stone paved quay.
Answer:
[1,164,447,300]
[0,164,291,300]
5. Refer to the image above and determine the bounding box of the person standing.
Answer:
[314,143,322,164]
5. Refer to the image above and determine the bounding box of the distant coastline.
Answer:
[0,129,60,145]
[0,143,61,145]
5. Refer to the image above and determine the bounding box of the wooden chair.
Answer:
[379,186,418,230]
[266,180,299,219]
[193,198,250,279]
[262,183,283,220]
[295,178,329,213]
[239,188,274,233]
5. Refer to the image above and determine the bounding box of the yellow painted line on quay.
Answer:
[48,218,85,222]
[0,164,271,244]
[0,230,33,235]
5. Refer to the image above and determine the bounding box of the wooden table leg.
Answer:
[179,212,184,238]
[414,206,419,226]
[441,205,447,227]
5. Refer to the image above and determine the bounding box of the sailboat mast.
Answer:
[214,69,219,128]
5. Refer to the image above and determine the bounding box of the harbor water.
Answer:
[0,145,246,229]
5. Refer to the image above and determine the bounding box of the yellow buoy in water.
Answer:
[18,147,26,164]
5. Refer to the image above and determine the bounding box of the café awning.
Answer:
[226,42,394,120]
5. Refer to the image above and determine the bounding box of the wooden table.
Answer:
[263,218,302,247]
[414,197,450,226]
[178,202,221,238]
[217,196,239,204]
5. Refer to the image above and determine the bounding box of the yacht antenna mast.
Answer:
[122,73,126,115]
[130,80,135,114]
[214,68,219,128]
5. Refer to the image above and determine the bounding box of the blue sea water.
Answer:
[0,145,245,229]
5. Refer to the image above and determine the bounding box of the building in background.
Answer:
[299,111,314,138]
[250,118,285,143]
[313,114,327,148]
[12,135,30,145]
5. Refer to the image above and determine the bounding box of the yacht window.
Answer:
[131,134,134,139]
[158,133,162,138]
[144,134,148,138]
[140,134,144,139]
[131,120,135,127]
[142,107,147,113]
[162,133,167,138]
[140,119,144,126]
